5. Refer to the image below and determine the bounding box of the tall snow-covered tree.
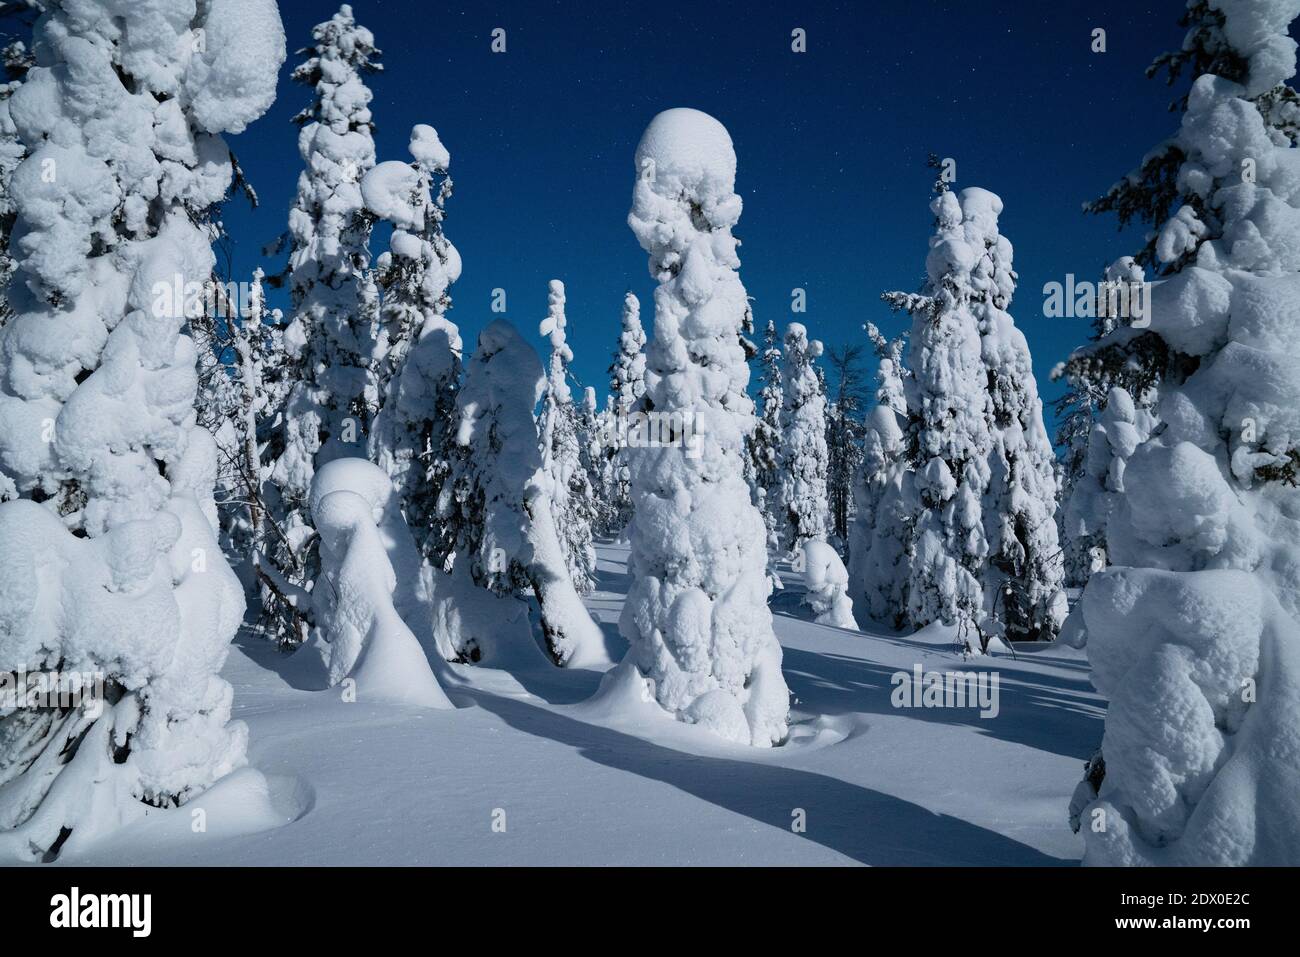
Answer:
[0,0,284,860]
[266,4,382,640]
[1068,0,1300,866]
[363,124,463,566]
[602,290,645,534]
[963,188,1067,643]
[443,319,606,666]
[884,189,994,653]
[847,323,913,628]
[824,341,868,549]
[777,322,829,553]
[1053,257,1154,585]
[538,279,597,594]
[748,317,784,558]
[621,108,789,747]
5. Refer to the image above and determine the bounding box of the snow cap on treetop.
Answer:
[410,123,450,171]
[635,107,737,197]
[957,187,1003,234]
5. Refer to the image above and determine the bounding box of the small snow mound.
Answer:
[574,659,664,723]
[684,688,752,745]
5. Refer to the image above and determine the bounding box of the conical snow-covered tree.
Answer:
[824,342,868,549]
[620,108,789,746]
[848,323,913,628]
[538,279,597,594]
[748,317,783,555]
[0,0,284,860]
[963,189,1067,643]
[777,322,829,554]
[1068,0,1300,865]
[884,189,994,652]
[1054,257,1156,585]
[364,124,463,565]
[602,290,645,534]
[577,384,612,535]
[266,4,382,638]
[443,319,606,666]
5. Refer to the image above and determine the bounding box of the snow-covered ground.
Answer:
[53,542,1102,866]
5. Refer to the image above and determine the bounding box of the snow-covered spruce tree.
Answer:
[442,319,605,666]
[265,4,382,639]
[620,108,789,746]
[538,279,597,594]
[602,290,645,535]
[824,342,868,549]
[1067,0,1300,865]
[1053,257,1155,585]
[883,189,994,652]
[847,322,914,629]
[963,189,1067,643]
[577,384,613,537]
[0,0,284,860]
[747,317,784,569]
[777,322,829,554]
[363,124,463,565]
[1057,0,1300,516]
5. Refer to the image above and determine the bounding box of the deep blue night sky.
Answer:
[219,1,1222,439]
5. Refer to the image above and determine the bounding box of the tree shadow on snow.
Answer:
[462,687,1069,866]
[780,646,1104,762]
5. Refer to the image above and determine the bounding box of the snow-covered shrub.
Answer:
[802,540,859,629]
[442,319,605,666]
[1071,0,1300,865]
[365,124,463,566]
[309,458,450,709]
[0,0,284,860]
[777,322,829,554]
[538,279,598,594]
[621,108,789,746]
